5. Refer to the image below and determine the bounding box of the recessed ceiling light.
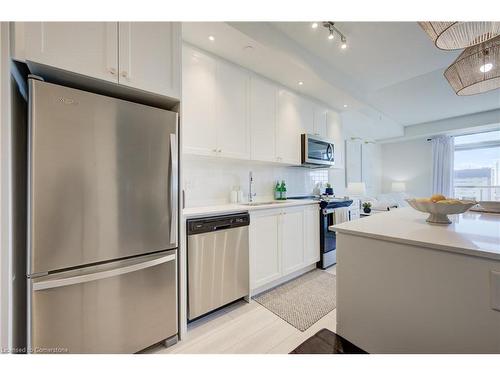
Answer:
[328,31,334,40]
[311,22,318,29]
[208,35,215,41]
[480,63,493,73]
[340,43,347,49]
[298,81,304,86]
[343,104,348,108]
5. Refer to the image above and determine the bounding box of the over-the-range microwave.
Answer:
[301,134,335,168]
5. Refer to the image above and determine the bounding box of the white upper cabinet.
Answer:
[249,76,277,163]
[118,22,180,99]
[327,110,345,169]
[216,60,250,160]
[20,22,119,83]
[182,45,217,156]
[298,97,315,135]
[313,105,328,138]
[181,45,344,166]
[276,89,301,165]
[16,22,180,98]
[182,45,250,160]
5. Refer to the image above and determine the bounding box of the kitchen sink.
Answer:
[241,201,289,206]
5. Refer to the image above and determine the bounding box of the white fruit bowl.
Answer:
[406,199,477,224]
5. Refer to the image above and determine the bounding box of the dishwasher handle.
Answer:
[214,224,231,231]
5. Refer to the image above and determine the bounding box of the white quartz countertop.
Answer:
[183,199,318,218]
[333,207,500,261]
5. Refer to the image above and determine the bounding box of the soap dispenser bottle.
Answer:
[280,180,287,200]
[274,181,281,200]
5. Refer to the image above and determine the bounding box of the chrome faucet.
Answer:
[248,171,256,203]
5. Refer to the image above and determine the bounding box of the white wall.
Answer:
[381,137,432,197]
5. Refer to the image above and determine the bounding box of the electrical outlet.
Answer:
[490,270,500,312]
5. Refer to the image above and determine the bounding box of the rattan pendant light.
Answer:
[419,22,500,50]
[444,35,500,95]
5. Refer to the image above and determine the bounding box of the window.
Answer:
[454,130,500,201]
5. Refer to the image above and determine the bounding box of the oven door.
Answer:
[302,134,335,166]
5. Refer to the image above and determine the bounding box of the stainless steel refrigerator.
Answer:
[26,78,179,353]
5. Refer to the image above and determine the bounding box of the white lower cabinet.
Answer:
[250,209,281,289]
[281,207,305,275]
[250,204,320,291]
[304,205,320,264]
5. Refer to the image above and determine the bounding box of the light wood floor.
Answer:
[148,266,337,354]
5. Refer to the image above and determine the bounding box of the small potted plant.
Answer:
[325,183,334,196]
[362,202,372,214]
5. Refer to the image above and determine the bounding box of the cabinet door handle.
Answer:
[108,68,117,75]
[120,71,128,78]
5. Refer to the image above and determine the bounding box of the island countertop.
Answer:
[332,207,500,261]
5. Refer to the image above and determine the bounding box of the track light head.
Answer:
[340,36,347,49]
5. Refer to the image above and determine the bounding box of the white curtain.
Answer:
[431,135,454,197]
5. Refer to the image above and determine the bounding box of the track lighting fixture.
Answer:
[317,22,348,50]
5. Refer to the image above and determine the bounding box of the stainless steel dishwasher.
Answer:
[187,212,250,320]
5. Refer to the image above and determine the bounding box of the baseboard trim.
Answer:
[250,263,317,297]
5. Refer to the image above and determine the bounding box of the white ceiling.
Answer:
[272,22,500,127]
[182,22,500,140]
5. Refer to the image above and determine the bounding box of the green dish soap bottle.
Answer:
[274,181,281,200]
[280,180,287,200]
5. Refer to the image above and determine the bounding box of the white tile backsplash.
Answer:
[183,156,334,208]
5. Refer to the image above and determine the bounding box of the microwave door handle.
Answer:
[327,144,334,161]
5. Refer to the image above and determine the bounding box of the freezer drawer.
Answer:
[29,251,177,354]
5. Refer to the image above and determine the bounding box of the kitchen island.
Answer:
[333,207,500,353]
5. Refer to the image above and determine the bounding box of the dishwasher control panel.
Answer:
[187,212,250,235]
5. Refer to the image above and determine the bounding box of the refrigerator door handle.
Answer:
[170,130,178,245]
[32,253,176,291]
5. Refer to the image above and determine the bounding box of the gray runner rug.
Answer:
[253,270,336,332]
